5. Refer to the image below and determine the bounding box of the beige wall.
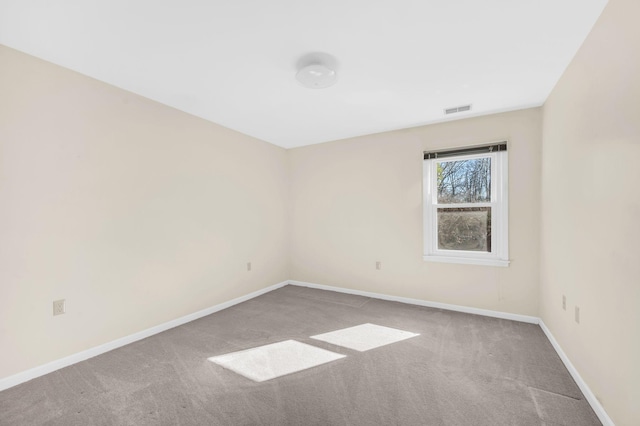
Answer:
[3,2,637,421]
[540,0,640,424]
[289,108,541,316]
[0,46,289,380]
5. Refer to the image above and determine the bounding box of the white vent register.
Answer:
[444,104,472,115]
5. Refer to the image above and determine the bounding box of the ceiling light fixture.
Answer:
[295,52,338,89]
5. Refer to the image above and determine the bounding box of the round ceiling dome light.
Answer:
[295,52,338,89]
[296,64,337,89]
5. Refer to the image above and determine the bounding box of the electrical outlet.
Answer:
[53,299,65,316]
[376,261,381,270]
[562,295,566,310]
[575,306,580,324]
[247,262,251,272]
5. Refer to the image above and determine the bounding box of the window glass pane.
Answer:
[437,207,491,252]
[437,157,491,203]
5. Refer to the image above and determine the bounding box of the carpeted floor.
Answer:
[0,285,601,425]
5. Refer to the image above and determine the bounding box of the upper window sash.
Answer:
[429,151,498,206]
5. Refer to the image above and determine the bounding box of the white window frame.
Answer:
[423,147,509,267]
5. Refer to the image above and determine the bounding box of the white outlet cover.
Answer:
[53,299,66,316]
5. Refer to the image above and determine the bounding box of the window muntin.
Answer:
[423,146,508,267]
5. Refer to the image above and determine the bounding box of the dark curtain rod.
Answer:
[424,142,507,160]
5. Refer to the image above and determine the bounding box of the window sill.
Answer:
[423,255,510,267]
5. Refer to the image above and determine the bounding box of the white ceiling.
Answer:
[0,0,608,148]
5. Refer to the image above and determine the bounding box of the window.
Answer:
[423,142,509,267]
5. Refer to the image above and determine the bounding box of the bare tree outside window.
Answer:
[436,158,492,252]
[437,158,491,203]
[437,207,491,251]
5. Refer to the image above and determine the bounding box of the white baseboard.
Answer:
[289,280,615,426]
[0,280,289,392]
[539,320,614,426]
[288,280,540,324]
[290,280,614,424]
[0,278,615,426]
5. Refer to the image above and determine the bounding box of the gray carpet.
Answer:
[0,285,601,425]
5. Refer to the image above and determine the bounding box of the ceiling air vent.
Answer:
[444,104,472,115]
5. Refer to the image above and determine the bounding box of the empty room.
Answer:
[0,0,638,425]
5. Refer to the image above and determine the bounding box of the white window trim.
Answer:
[423,149,509,267]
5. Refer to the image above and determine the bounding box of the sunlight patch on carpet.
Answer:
[311,323,419,352]
[208,340,345,382]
